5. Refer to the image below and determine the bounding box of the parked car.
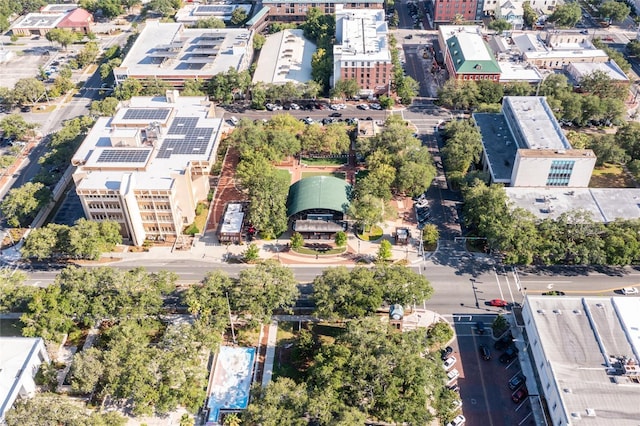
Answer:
[511,387,528,403]
[447,383,460,393]
[499,346,519,364]
[265,103,275,111]
[370,103,382,110]
[357,103,370,110]
[542,291,566,296]
[441,346,453,361]
[329,112,342,117]
[404,34,413,39]
[229,116,239,126]
[446,414,465,426]
[446,368,459,384]
[489,299,508,307]
[479,344,491,360]
[451,399,462,411]
[443,356,457,370]
[494,334,513,351]
[289,102,300,110]
[476,321,485,334]
[621,287,638,295]
[508,373,526,390]
[302,117,315,125]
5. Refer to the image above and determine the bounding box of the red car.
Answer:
[512,387,528,403]
[489,299,508,307]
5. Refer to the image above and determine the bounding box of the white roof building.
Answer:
[333,6,392,96]
[72,91,223,246]
[175,4,252,24]
[522,296,640,425]
[113,20,254,88]
[0,337,50,422]
[566,61,629,83]
[252,29,316,85]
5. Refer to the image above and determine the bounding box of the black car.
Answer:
[447,383,460,393]
[499,345,519,364]
[329,112,342,117]
[405,34,413,39]
[20,105,31,113]
[494,335,513,351]
[441,346,453,361]
[508,373,526,390]
[476,321,485,335]
[479,344,491,360]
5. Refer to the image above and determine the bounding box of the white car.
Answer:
[357,103,370,110]
[621,287,639,295]
[451,399,462,411]
[446,368,459,384]
[370,103,382,110]
[289,103,300,110]
[443,356,457,371]
[446,415,466,426]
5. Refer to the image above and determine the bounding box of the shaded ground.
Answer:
[589,163,637,188]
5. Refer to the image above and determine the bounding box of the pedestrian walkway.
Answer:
[260,320,278,388]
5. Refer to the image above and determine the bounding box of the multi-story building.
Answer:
[252,29,316,86]
[261,0,383,22]
[333,7,392,97]
[71,91,223,246]
[521,296,640,425]
[439,25,501,81]
[0,337,50,423]
[474,96,596,187]
[512,31,609,69]
[428,0,482,25]
[113,20,253,89]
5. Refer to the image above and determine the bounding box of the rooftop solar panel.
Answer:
[123,108,171,121]
[157,117,214,159]
[97,149,151,164]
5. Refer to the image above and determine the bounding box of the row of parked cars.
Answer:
[413,193,430,230]
[440,346,465,426]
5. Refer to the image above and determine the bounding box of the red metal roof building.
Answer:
[57,8,93,34]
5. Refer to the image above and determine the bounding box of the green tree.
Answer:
[245,378,309,426]
[45,28,77,51]
[290,232,304,249]
[183,271,230,349]
[12,78,46,105]
[522,1,538,27]
[140,77,172,96]
[70,347,104,394]
[547,2,581,27]
[311,47,333,90]
[146,0,180,17]
[90,97,119,116]
[579,70,628,100]
[335,230,347,247]
[396,76,420,104]
[377,239,393,261]
[348,193,385,232]
[504,81,533,96]
[374,264,433,305]
[598,1,630,22]
[426,321,454,347]
[253,33,266,50]
[476,79,504,104]
[0,114,38,139]
[192,17,225,28]
[422,223,440,246]
[181,79,205,96]
[312,266,382,319]
[243,242,260,263]
[330,78,360,99]
[627,39,640,56]
[1,182,51,227]
[234,260,299,323]
[114,78,143,100]
[437,79,480,110]
[21,224,68,260]
[488,18,512,34]
[68,219,122,260]
[230,7,248,25]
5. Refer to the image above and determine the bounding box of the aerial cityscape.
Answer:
[1,0,640,424]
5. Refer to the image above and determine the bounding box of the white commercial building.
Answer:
[113,20,253,88]
[252,29,316,86]
[0,337,50,422]
[332,6,392,96]
[512,32,609,69]
[565,61,629,84]
[522,296,640,425]
[71,91,223,246]
[474,96,596,187]
[175,3,252,24]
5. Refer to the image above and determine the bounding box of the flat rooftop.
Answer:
[0,338,44,419]
[473,113,517,183]
[73,94,222,192]
[252,29,315,85]
[118,20,252,79]
[12,13,65,29]
[504,96,571,150]
[219,203,244,234]
[498,61,543,83]
[334,9,390,62]
[175,4,252,23]
[568,61,628,82]
[505,188,640,222]
[526,296,640,424]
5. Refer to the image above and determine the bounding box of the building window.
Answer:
[546,160,574,186]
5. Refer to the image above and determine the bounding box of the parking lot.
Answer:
[446,314,535,426]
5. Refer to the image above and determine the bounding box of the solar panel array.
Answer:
[195,5,227,13]
[156,117,214,159]
[97,149,151,164]
[123,108,171,121]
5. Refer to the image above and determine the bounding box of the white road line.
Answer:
[494,267,506,300]
[503,268,516,304]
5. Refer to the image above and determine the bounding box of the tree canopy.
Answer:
[547,3,582,27]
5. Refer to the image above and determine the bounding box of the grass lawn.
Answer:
[357,225,383,241]
[292,246,346,255]
[301,156,347,166]
[301,171,346,179]
[193,202,209,233]
[276,168,292,183]
[589,164,636,188]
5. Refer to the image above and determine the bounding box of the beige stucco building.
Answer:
[71,91,222,246]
